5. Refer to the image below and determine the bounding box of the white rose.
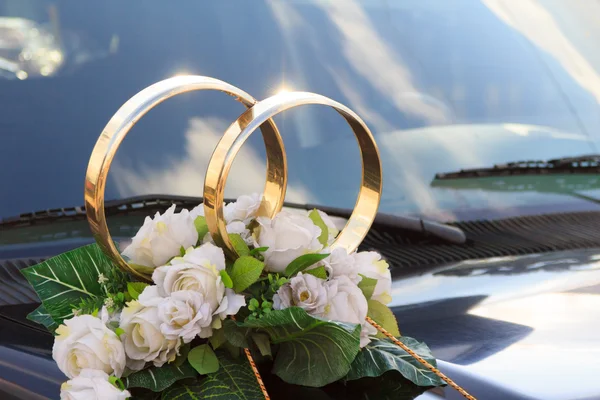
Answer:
[190,203,205,220]
[273,273,328,314]
[153,245,226,309]
[158,290,213,342]
[224,193,262,224]
[60,369,130,400]
[354,251,392,304]
[119,288,181,370]
[122,205,198,270]
[323,275,372,347]
[255,211,323,272]
[153,243,245,336]
[319,247,360,283]
[53,315,126,379]
[169,242,226,272]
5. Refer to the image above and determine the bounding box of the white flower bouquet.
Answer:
[22,195,444,399]
[20,76,461,400]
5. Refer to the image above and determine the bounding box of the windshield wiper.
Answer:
[2,195,467,245]
[435,154,600,180]
[290,203,467,245]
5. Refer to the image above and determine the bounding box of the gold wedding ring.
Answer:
[85,76,287,281]
[204,91,382,259]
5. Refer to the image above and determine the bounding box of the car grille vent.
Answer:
[5,210,600,283]
[0,258,44,306]
[360,211,600,276]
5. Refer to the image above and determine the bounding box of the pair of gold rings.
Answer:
[84,75,382,282]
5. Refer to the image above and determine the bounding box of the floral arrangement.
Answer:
[22,193,445,399]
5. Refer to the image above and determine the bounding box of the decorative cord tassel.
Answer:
[365,316,476,400]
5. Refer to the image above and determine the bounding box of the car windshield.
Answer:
[3,0,600,223]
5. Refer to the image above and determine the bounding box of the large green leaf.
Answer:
[161,351,264,400]
[26,304,58,333]
[344,372,431,400]
[223,318,250,348]
[124,362,197,392]
[21,244,126,324]
[346,337,444,387]
[241,307,361,387]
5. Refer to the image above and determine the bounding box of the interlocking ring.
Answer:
[204,91,382,259]
[85,76,287,282]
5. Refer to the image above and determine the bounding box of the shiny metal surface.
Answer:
[203,91,382,258]
[85,76,287,281]
[390,249,600,400]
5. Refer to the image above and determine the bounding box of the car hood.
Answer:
[1,245,599,399]
[390,249,600,400]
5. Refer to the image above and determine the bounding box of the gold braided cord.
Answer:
[230,316,270,399]
[366,317,477,400]
[243,348,271,399]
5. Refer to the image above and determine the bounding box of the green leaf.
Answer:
[249,246,268,256]
[251,333,272,357]
[115,327,125,337]
[357,274,377,300]
[241,307,361,387]
[346,337,444,387]
[26,305,58,333]
[304,266,327,280]
[161,380,202,400]
[108,375,125,390]
[223,319,249,348]
[228,233,251,257]
[188,344,219,375]
[209,328,226,350]
[367,300,400,338]
[194,216,209,242]
[219,270,233,289]
[127,282,149,301]
[230,256,264,293]
[309,209,329,247]
[284,253,330,277]
[162,351,264,400]
[345,371,431,399]
[21,244,126,324]
[179,246,186,257]
[123,362,197,392]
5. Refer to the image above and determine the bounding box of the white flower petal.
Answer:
[53,315,126,378]
[60,369,130,400]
